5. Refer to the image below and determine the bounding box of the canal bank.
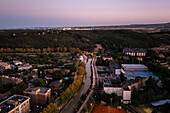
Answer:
[60,58,92,113]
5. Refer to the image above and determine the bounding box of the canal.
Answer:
[61,58,92,113]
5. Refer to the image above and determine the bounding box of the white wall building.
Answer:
[103,85,122,96]
[122,87,131,104]
[13,61,22,66]
[18,63,32,71]
[104,84,131,104]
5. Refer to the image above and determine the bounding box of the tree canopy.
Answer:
[41,103,59,113]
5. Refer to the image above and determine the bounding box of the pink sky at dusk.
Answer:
[0,0,170,29]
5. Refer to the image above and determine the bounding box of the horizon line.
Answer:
[0,21,170,30]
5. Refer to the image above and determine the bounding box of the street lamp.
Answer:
[110,98,113,107]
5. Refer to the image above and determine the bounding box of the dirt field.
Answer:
[92,105,127,113]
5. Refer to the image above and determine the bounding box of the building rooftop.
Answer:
[0,62,10,66]
[104,84,123,88]
[49,80,63,87]
[123,48,133,52]
[121,64,148,70]
[103,56,112,58]
[109,62,120,69]
[151,99,170,107]
[1,75,23,84]
[24,87,50,94]
[132,48,147,53]
[0,95,29,113]
[123,48,147,53]
[123,87,131,91]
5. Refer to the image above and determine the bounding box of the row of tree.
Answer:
[0,47,81,53]
[59,76,82,103]
[0,30,164,51]
[59,62,86,104]
[40,103,59,113]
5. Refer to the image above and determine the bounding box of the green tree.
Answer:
[133,99,139,107]
[80,62,86,68]
[38,70,41,78]
[120,73,127,83]
[59,93,66,103]
[63,47,67,52]
[77,66,86,76]
[69,84,76,95]
[41,103,59,113]
[10,82,27,95]
[34,78,47,87]
[42,71,45,79]
[65,88,71,98]
[145,76,158,91]
[162,79,170,94]
[152,109,157,113]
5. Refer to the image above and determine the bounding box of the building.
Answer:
[13,60,22,66]
[104,77,147,104]
[0,95,30,113]
[159,54,165,58]
[45,74,53,80]
[109,62,121,76]
[121,87,131,104]
[23,87,51,105]
[127,77,147,91]
[49,79,63,88]
[103,56,113,61]
[0,62,11,71]
[121,64,148,71]
[122,64,159,80]
[18,63,32,71]
[123,48,147,57]
[103,84,123,96]
[151,99,170,107]
[104,84,132,104]
[63,27,72,30]
[1,75,23,85]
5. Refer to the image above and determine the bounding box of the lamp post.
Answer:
[110,98,113,107]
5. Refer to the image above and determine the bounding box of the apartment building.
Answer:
[123,48,147,57]
[0,95,30,113]
[1,75,23,85]
[23,87,51,105]
[0,62,11,71]
[18,63,32,71]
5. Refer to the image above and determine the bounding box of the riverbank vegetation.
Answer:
[59,62,86,104]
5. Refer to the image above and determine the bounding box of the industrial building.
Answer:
[121,64,148,71]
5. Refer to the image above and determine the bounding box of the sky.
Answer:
[0,0,170,29]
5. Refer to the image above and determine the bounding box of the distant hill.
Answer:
[0,29,168,51]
